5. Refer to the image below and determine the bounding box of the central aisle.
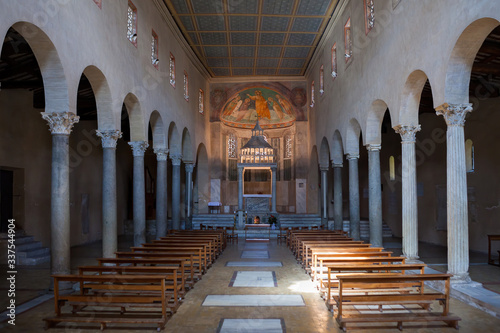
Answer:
[164,240,337,332]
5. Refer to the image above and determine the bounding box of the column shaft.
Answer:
[333,164,343,231]
[271,167,277,213]
[437,103,472,282]
[367,145,383,247]
[97,130,121,258]
[348,155,360,240]
[395,125,421,261]
[238,166,244,210]
[171,154,182,230]
[185,163,194,230]
[320,167,328,227]
[41,112,79,288]
[154,148,168,238]
[129,141,148,246]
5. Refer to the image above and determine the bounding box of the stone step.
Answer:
[13,235,34,245]
[17,253,50,265]
[17,246,50,259]
[17,241,43,252]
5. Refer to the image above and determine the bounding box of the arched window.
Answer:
[466,139,474,172]
[389,156,395,181]
[319,65,324,95]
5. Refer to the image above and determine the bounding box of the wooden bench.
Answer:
[77,265,182,312]
[97,257,195,289]
[333,273,461,331]
[44,274,173,331]
[323,263,427,308]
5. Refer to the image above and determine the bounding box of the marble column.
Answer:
[185,163,194,230]
[367,144,383,247]
[271,165,277,213]
[237,165,244,229]
[170,153,182,230]
[395,125,421,261]
[154,148,168,238]
[347,154,360,240]
[436,103,473,282]
[332,162,343,231]
[320,166,329,228]
[96,130,122,258]
[41,112,79,286]
[128,141,148,246]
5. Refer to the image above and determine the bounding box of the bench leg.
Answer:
[445,320,459,329]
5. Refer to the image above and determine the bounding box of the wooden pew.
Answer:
[77,265,182,312]
[323,263,427,308]
[97,257,195,289]
[44,274,172,331]
[334,274,461,331]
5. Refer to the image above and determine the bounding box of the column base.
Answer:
[448,272,472,284]
[404,258,423,264]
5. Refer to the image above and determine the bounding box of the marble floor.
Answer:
[1,237,500,332]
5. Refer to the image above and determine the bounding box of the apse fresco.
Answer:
[220,87,296,129]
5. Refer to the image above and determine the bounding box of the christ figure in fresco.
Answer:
[246,90,270,119]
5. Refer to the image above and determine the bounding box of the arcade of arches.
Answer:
[2,0,500,331]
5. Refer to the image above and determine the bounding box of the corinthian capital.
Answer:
[154,148,169,161]
[435,103,472,127]
[394,124,421,143]
[185,163,195,173]
[128,141,149,157]
[170,153,183,165]
[41,112,79,135]
[96,130,122,148]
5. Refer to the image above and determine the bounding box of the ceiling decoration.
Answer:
[162,0,339,77]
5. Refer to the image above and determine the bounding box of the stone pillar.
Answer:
[367,144,383,247]
[154,148,168,238]
[185,163,194,230]
[271,165,277,213]
[96,130,122,258]
[128,141,148,246]
[237,165,244,228]
[170,153,182,230]
[320,166,329,228]
[436,103,473,282]
[332,162,343,231]
[41,112,79,286]
[394,125,421,261]
[347,154,360,240]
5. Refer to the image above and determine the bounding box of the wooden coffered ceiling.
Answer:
[161,0,339,77]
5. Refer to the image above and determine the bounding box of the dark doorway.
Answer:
[0,170,14,233]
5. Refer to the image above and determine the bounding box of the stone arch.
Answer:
[319,137,330,168]
[82,65,115,130]
[399,70,430,126]
[182,128,194,162]
[149,111,166,149]
[331,130,344,165]
[194,143,210,214]
[365,99,390,145]
[10,21,69,114]
[123,93,145,141]
[168,122,181,155]
[345,118,362,156]
[444,17,499,104]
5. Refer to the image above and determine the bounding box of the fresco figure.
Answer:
[235,98,252,121]
[223,95,242,116]
[276,94,294,116]
[267,97,285,120]
[246,90,270,119]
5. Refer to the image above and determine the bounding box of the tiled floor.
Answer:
[1,237,500,332]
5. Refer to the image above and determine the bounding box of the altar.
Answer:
[244,223,271,239]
